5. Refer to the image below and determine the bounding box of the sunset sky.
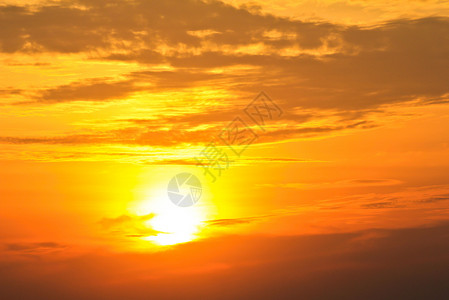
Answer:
[1,0,449,299]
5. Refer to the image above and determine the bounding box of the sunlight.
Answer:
[129,174,211,246]
[142,207,205,246]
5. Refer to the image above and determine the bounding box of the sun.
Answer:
[128,177,211,246]
[142,207,205,246]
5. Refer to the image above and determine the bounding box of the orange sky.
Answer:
[1,0,449,299]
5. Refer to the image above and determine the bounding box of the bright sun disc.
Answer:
[142,207,204,246]
[129,177,210,246]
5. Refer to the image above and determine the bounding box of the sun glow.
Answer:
[142,207,205,246]
[129,175,211,246]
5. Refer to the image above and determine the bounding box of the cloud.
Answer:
[99,213,162,237]
[27,70,228,104]
[259,178,403,190]
[0,135,106,145]
[140,157,311,166]
[0,120,370,147]
[2,0,449,161]
[0,0,303,53]
[1,222,449,299]
[361,201,402,209]
[417,195,449,204]
[4,242,66,253]
[1,1,448,112]
[36,79,144,103]
[0,88,21,96]
[205,215,269,226]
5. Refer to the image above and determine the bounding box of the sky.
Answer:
[1,0,449,299]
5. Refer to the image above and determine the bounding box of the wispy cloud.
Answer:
[4,242,66,253]
[258,178,403,190]
[99,214,162,237]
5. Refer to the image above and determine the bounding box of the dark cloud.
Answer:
[262,120,376,141]
[36,79,143,103]
[0,0,314,53]
[1,1,447,111]
[361,201,402,209]
[1,222,449,299]
[2,0,449,151]
[206,215,269,226]
[4,242,66,252]
[0,88,21,96]
[418,195,449,204]
[24,70,231,104]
